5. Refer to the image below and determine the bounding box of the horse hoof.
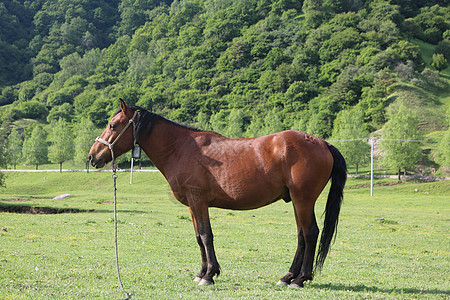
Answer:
[289,282,303,288]
[198,279,213,286]
[276,280,289,286]
[193,277,202,282]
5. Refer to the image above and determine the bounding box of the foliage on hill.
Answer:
[0,0,448,144]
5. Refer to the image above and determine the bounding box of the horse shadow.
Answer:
[309,282,449,297]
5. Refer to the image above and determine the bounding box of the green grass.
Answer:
[0,172,449,299]
[412,38,436,68]
[410,39,449,129]
[412,38,450,78]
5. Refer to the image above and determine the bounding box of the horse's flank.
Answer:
[138,116,333,211]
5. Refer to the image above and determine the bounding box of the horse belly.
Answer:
[210,164,286,210]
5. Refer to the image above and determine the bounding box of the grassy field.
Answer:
[0,171,449,299]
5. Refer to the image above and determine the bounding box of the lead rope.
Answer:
[112,161,131,300]
[96,111,138,299]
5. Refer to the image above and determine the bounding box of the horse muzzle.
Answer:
[89,152,110,169]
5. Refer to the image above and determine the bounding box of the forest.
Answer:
[0,0,449,174]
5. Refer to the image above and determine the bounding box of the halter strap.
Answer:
[95,110,139,164]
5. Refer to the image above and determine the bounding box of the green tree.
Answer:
[47,103,74,123]
[433,107,450,169]
[87,97,113,127]
[217,40,251,71]
[0,125,6,185]
[0,86,16,106]
[74,118,98,169]
[210,110,228,135]
[16,100,48,120]
[96,35,131,77]
[262,108,284,136]
[127,50,152,86]
[0,146,4,186]
[331,109,370,175]
[291,117,308,133]
[431,53,448,71]
[18,80,39,102]
[224,108,245,138]
[433,128,450,170]
[379,103,422,180]
[302,0,328,29]
[245,115,264,138]
[48,119,74,172]
[435,39,450,60]
[306,111,331,139]
[5,129,23,169]
[22,125,48,170]
[195,112,212,131]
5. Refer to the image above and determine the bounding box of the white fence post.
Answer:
[130,158,134,185]
[370,138,374,197]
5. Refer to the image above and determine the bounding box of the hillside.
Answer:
[0,0,449,141]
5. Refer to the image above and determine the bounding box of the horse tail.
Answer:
[315,143,347,272]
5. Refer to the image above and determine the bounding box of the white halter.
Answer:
[95,110,139,164]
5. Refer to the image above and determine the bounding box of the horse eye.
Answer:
[110,124,117,130]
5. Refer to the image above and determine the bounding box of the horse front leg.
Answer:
[188,202,220,285]
[189,208,207,282]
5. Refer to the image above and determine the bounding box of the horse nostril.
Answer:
[88,154,92,162]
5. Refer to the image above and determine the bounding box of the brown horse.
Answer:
[89,100,346,287]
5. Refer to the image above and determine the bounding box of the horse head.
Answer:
[89,99,137,168]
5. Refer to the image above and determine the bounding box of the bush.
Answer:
[435,39,450,60]
[431,53,448,71]
[17,100,48,119]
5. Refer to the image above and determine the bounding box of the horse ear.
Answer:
[120,98,128,113]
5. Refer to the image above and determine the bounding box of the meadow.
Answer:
[0,171,448,299]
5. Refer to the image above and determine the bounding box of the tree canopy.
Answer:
[22,125,48,170]
[331,108,370,174]
[48,118,74,171]
[0,0,448,172]
[379,102,423,179]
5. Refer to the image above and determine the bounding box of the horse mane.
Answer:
[114,105,203,139]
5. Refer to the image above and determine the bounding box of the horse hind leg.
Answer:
[277,203,304,285]
[278,194,319,287]
[290,211,319,287]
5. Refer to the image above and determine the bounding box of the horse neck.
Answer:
[139,119,190,173]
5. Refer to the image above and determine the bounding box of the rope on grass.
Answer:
[112,163,131,300]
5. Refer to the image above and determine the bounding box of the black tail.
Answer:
[315,144,347,272]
